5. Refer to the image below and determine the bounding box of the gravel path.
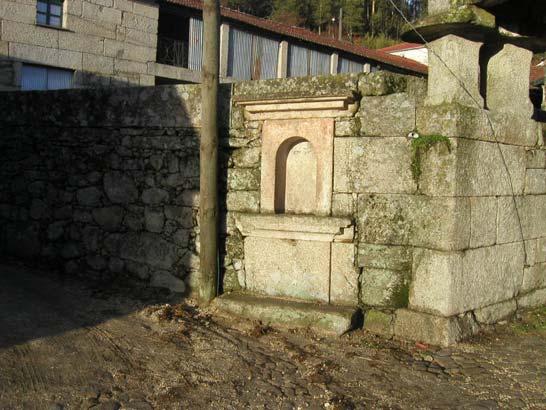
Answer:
[0,262,545,409]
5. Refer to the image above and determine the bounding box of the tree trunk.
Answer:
[199,0,220,304]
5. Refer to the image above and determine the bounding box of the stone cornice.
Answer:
[234,95,358,120]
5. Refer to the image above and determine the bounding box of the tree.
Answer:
[222,0,273,18]
[199,0,220,304]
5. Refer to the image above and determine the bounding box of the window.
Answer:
[227,28,279,81]
[21,65,73,91]
[287,45,330,78]
[36,0,63,27]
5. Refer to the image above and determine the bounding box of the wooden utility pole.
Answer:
[199,0,220,304]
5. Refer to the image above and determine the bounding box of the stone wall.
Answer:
[0,71,544,344]
[0,85,213,294]
[0,0,158,90]
[225,72,546,344]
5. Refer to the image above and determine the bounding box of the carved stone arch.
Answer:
[274,137,318,214]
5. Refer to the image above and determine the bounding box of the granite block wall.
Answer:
[0,0,158,90]
[0,72,544,345]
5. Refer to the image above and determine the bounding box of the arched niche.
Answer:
[274,137,317,214]
[260,118,334,216]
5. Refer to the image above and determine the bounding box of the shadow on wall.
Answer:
[0,81,232,348]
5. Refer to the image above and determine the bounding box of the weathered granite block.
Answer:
[358,244,412,271]
[410,243,525,317]
[357,194,470,251]
[334,137,417,194]
[518,288,546,309]
[522,263,546,292]
[330,243,359,305]
[361,268,409,308]
[358,94,416,137]
[394,308,478,347]
[474,299,517,325]
[526,149,546,169]
[417,104,540,147]
[426,35,483,108]
[486,44,534,118]
[244,236,331,302]
[363,309,394,337]
[469,197,497,248]
[525,169,546,195]
[419,138,526,197]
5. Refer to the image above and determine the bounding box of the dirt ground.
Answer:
[0,262,545,410]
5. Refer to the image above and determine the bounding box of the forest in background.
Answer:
[220,0,428,49]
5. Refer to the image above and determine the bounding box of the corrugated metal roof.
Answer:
[164,0,428,75]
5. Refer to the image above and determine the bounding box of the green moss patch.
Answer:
[410,134,452,183]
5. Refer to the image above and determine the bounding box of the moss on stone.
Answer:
[359,72,408,96]
[411,134,452,183]
[232,73,359,100]
[413,5,495,28]
[390,279,410,309]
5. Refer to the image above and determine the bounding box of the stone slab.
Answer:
[419,138,526,197]
[522,263,546,293]
[410,244,525,317]
[363,309,394,337]
[525,169,546,195]
[426,35,483,108]
[236,213,353,242]
[330,243,359,305]
[517,288,546,309]
[244,237,331,302]
[334,137,416,194]
[358,244,413,271]
[358,93,416,137]
[361,268,409,308]
[357,194,470,251]
[213,293,362,336]
[394,309,479,347]
[417,104,540,147]
[486,44,533,118]
[470,197,497,248]
[474,299,517,325]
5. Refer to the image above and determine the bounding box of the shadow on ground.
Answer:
[0,260,181,350]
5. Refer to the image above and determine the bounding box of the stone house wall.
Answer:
[0,0,158,91]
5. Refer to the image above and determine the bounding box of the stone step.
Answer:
[212,292,362,336]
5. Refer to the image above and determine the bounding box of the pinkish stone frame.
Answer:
[260,118,334,216]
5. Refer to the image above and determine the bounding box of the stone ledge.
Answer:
[212,292,362,336]
[236,213,354,242]
[235,95,358,120]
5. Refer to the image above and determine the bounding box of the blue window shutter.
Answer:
[47,67,73,89]
[21,65,48,90]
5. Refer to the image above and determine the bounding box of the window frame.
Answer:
[36,0,64,28]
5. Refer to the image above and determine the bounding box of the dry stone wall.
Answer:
[0,85,223,294]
